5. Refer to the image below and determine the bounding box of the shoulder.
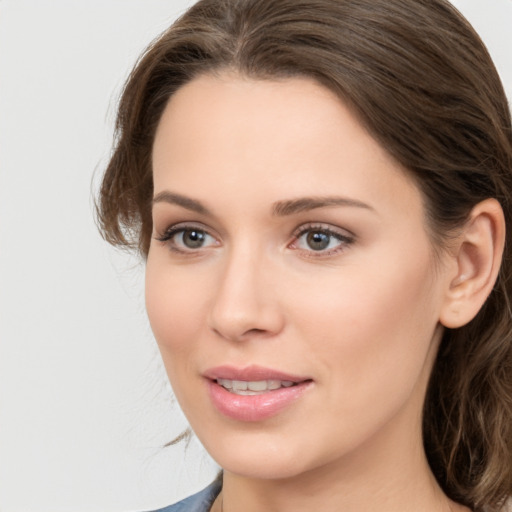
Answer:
[149,480,222,512]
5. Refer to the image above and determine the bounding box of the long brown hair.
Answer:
[96,1,512,509]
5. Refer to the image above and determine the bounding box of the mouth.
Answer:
[215,378,298,395]
[203,365,313,421]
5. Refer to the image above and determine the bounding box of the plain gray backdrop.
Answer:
[0,1,511,511]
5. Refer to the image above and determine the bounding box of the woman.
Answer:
[97,0,512,511]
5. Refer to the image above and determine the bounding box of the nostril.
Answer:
[246,328,267,335]
[208,284,285,340]
[211,325,274,342]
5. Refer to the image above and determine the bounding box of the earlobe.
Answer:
[440,198,505,329]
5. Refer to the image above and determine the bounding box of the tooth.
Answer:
[267,380,281,390]
[248,380,267,391]
[282,381,294,387]
[232,380,248,391]
[219,379,232,389]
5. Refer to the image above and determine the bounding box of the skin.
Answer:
[147,74,473,512]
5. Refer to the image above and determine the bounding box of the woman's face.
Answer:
[147,74,453,480]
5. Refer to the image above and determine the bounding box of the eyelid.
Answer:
[289,223,355,257]
[153,221,354,257]
[154,222,220,252]
[291,222,355,239]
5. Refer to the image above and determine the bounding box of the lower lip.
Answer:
[207,380,312,422]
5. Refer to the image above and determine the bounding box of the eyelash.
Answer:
[154,223,355,257]
[290,224,355,258]
[154,223,218,253]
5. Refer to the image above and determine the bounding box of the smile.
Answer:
[216,379,296,395]
[204,366,313,421]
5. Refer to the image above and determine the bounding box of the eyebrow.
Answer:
[152,191,374,216]
[152,191,211,215]
[272,196,374,216]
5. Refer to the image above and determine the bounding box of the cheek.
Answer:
[145,254,208,360]
[288,246,441,400]
[144,253,223,428]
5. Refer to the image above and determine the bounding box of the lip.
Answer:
[203,364,310,382]
[204,365,313,422]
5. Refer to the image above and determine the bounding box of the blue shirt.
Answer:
[151,480,222,512]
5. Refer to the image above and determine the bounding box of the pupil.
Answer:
[183,229,205,248]
[307,231,330,251]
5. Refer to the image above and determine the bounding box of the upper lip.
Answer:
[203,365,311,383]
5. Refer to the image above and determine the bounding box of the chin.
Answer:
[195,427,345,482]
[218,454,311,481]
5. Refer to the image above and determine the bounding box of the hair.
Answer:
[96,0,512,510]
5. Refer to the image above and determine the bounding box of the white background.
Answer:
[0,1,511,511]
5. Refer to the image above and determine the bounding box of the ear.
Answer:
[440,198,506,329]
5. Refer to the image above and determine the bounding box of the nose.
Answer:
[208,245,285,342]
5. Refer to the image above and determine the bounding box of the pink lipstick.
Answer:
[203,365,313,422]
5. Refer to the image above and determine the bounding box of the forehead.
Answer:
[153,73,350,160]
[151,73,423,221]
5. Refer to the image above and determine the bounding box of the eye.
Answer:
[177,228,213,249]
[155,224,218,252]
[290,225,354,256]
